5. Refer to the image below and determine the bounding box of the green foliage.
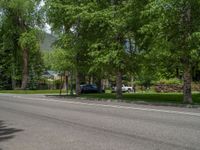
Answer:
[19,30,40,51]
[45,0,148,80]
[141,0,200,61]
[43,48,75,72]
[155,78,183,85]
[0,0,44,89]
[1,0,200,95]
[141,0,200,102]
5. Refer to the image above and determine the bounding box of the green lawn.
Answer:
[1,90,200,105]
[0,90,64,94]
[81,93,200,105]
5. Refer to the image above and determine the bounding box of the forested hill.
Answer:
[40,33,56,52]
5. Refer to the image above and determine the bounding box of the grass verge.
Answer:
[80,93,200,105]
[1,90,200,105]
[0,90,65,94]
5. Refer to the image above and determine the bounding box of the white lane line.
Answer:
[5,95,200,117]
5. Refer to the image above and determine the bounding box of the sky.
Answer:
[44,23,51,34]
[40,0,51,34]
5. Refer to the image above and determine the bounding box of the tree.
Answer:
[141,0,200,103]
[0,0,44,89]
[0,26,13,89]
[43,48,75,94]
[45,0,148,98]
[19,29,44,89]
[46,0,94,95]
[87,0,148,98]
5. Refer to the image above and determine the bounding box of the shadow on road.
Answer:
[0,120,23,143]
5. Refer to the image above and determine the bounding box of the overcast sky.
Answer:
[40,0,51,34]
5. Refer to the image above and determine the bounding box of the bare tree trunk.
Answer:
[59,74,64,96]
[183,63,192,103]
[90,76,93,84]
[21,48,29,89]
[70,70,74,95]
[65,72,69,95]
[76,72,81,96]
[97,79,103,93]
[116,71,122,99]
[12,66,16,89]
[182,2,192,103]
[176,68,180,79]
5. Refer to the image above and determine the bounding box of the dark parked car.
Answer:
[80,84,99,94]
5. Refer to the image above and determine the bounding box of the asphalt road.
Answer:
[0,94,200,150]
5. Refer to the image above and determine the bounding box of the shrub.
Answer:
[155,78,182,85]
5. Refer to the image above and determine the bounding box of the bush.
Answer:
[192,82,200,91]
[153,78,183,93]
[155,78,182,85]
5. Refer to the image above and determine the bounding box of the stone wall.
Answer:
[155,83,200,93]
[155,84,183,93]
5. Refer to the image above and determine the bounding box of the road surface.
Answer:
[0,94,200,150]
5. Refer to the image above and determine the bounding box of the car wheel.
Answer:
[128,89,131,93]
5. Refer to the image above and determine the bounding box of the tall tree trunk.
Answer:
[97,79,103,93]
[65,71,69,95]
[183,63,192,103]
[76,72,81,96]
[59,74,64,96]
[182,2,192,103]
[21,48,29,89]
[90,76,93,84]
[70,70,74,95]
[12,66,16,90]
[116,71,122,99]
[176,68,180,79]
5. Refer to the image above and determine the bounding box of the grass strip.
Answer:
[80,93,200,105]
[0,90,64,94]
